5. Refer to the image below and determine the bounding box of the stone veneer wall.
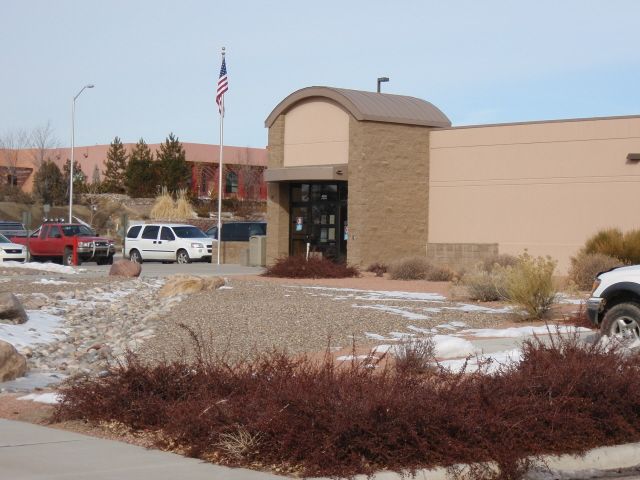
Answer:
[426,242,499,272]
[266,116,290,264]
[347,118,432,267]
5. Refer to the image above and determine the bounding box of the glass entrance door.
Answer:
[290,182,347,261]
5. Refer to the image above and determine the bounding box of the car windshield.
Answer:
[0,234,9,243]
[61,225,95,237]
[172,226,207,239]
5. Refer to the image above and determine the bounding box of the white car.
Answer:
[124,223,213,264]
[587,264,640,341]
[0,234,27,262]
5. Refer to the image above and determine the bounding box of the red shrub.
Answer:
[263,255,360,278]
[54,338,640,479]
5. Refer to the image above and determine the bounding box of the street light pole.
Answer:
[69,84,94,223]
[377,77,389,93]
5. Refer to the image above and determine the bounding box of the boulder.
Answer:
[109,259,142,278]
[0,292,28,325]
[0,340,27,381]
[159,275,225,298]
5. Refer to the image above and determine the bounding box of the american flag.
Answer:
[216,57,228,115]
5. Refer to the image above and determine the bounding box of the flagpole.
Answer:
[216,47,225,266]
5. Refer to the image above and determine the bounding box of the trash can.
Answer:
[249,235,266,267]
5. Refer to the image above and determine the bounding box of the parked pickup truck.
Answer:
[10,222,115,266]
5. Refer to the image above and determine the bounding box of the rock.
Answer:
[0,292,28,324]
[159,275,225,298]
[0,340,28,381]
[109,259,142,278]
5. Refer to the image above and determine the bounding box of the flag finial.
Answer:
[221,46,226,56]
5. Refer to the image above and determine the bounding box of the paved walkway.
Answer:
[0,419,285,480]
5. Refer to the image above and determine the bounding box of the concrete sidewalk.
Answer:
[2,419,640,480]
[0,419,285,480]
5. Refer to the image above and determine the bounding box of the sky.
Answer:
[2,0,640,149]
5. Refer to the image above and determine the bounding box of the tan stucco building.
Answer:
[264,86,640,273]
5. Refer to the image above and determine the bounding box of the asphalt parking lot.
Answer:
[79,254,264,278]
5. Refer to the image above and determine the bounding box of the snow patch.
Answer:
[336,355,371,361]
[0,311,65,350]
[299,286,446,302]
[0,261,83,274]
[33,279,75,285]
[444,304,513,313]
[352,304,430,320]
[18,392,61,405]
[439,349,523,374]
[459,325,592,338]
[432,335,477,359]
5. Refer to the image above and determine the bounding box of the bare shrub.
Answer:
[388,256,430,280]
[366,262,387,277]
[479,253,518,273]
[568,252,622,290]
[264,255,359,279]
[425,264,456,282]
[461,270,507,302]
[499,253,557,319]
[54,336,640,478]
[394,338,435,375]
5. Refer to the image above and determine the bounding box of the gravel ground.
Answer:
[140,278,518,362]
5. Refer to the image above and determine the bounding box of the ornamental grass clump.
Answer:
[263,255,359,278]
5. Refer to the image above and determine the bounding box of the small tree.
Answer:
[63,158,87,197]
[126,139,158,198]
[237,147,264,200]
[102,136,128,193]
[156,133,190,193]
[32,160,66,205]
[29,121,59,168]
[0,128,29,186]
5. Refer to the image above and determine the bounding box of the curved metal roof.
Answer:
[265,86,451,128]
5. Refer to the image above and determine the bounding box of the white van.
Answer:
[124,223,213,264]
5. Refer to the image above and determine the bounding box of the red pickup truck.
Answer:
[11,222,116,266]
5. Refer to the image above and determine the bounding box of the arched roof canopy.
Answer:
[265,86,451,129]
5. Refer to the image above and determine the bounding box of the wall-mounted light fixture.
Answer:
[626,153,640,163]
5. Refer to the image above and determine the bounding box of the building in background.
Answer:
[7,143,267,201]
[264,86,640,273]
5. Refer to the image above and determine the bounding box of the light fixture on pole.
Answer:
[377,77,389,93]
[69,84,94,223]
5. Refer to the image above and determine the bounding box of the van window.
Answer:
[127,225,142,239]
[160,227,175,241]
[141,225,160,240]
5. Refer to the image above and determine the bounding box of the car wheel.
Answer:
[129,249,143,264]
[601,302,640,342]
[176,249,191,264]
[63,248,80,266]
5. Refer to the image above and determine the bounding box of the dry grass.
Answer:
[366,262,388,277]
[393,338,435,375]
[461,270,505,302]
[388,256,430,280]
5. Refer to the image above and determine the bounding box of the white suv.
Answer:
[587,265,640,342]
[125,224,213,264]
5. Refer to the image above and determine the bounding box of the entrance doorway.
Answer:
[289,182,347,261]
